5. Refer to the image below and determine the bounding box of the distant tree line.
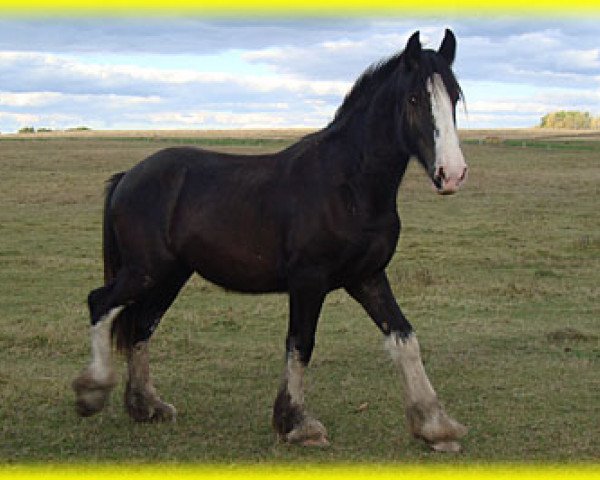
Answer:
[540,111,600,130]
[17,126,91,134]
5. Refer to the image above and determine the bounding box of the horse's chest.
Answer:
[342,224,398,277]
[290,211,399,286]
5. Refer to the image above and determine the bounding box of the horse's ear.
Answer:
[404,31,422,71]
[438,28,456,65]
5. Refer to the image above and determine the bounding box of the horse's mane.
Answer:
[329,48,463,127]
[330,52,404,125]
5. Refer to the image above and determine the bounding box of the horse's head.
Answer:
[399,29,467,195]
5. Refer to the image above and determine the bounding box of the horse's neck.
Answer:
[320,88,410,210]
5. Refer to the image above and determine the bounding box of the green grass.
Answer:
[0,134,598,463]
[0,136,292,149]
[462,138,600,151]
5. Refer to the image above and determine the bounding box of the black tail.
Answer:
[102,172,132,352]
[103,172,125,284]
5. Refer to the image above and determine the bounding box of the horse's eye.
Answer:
[408,95,418,105]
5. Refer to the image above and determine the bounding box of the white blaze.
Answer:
[427,73,466,186]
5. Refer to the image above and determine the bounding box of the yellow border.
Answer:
[1,465,600,480]
[0,0,598,15]
[0,3,598,478]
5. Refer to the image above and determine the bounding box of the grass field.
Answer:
[0,130,598,464]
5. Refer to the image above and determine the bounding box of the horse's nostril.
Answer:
[459,166,467,182]
[437,166,446,181]
[433,166,445,190]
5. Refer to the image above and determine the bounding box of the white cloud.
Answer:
[242,29,418,81]
[0,111,82,129]
[0,18,598,131]
[140,110,289,128]
[557,49,600,70]
[0,92,63,107]
[0,111,40,124]
[0,91,161,107]
[0,50,349,98]
[468,100,551,114]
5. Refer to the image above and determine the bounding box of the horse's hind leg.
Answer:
[124,340,176,422]
[73,266,176,417]
[72,304,123,416]
[120,272,190,422]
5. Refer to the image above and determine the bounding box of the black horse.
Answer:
[73,29,468,452]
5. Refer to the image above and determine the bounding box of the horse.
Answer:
[73,29,468,452]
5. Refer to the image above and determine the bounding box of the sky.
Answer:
[0,16,598,132]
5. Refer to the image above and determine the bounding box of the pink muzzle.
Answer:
[434,164,468,195]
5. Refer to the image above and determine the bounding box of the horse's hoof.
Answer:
[72,371,115,417]
[125,386,177,423]
[75,389,110,416]
[285,417,329,447]
[300,436,330,447]
[430,441,462,453]
[406,401,468,444]
[151,401,177,423]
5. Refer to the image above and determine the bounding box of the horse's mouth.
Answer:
[431,165,467,195]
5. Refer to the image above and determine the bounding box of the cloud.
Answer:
[0,18,598,132]
[242,31,411,81]
[0,18,378,55]
[0,45,353,131]
[0,50,349,98]
[556,48,600,72]
[0,111,40,125]
[0,91,161,108]
[458,83,600,128]
[455,21,600,88]
[0,91,64,107]
[138,110,290,129]
[241,27,456,82]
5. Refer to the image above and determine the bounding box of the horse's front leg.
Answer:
[272,283,329,447]
[347,272,467,452]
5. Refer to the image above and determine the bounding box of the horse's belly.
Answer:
[181,239,286,293]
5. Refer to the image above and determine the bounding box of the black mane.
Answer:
[331,52,404,124]
[330,48,463,127]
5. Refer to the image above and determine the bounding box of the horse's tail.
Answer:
[102,172,131,352]
[103,172,125,284]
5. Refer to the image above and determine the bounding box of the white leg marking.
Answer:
[286,350,305,406]
[384,333,437,406]
[89,306,123,382]
[385,332,467,449]
[279,350,329,446]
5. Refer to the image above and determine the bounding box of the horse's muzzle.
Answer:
[433,165,468,195]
